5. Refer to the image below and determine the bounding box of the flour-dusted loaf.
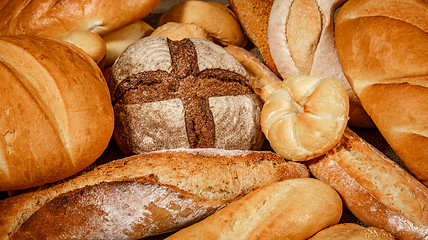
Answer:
[0,35,114,191]
[307,128,428,240]
[110,36,265,155]
[0,0,161,62]
[267,0,373,128]
[309,223,395,240]
[166,178,342,240]
[335,0,428,184]
[0,148,309,240]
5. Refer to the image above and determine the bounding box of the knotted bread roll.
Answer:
[261,75,349,161]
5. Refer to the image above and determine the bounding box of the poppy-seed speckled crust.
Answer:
[110,36,264,155]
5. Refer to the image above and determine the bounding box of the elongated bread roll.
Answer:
[335,0,428,184]
[166,178,342,240]
[309,223,395,240]
[0,149,309,240]
[268,0,374,128]
[307,128,428,240]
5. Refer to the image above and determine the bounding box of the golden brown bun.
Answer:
[261,75,349,161]
[267,0,374,128]
[224,45,282,103]
[0,149,309,239]
[309,223,395,240]
[335,0,428,182]
[307,128,428,240]
[0,0,161,62]
[228,0,280,76]
[166,178,342,240]
[62,30,107,63]
[0,35,114,191]
[158,0,247,47]
[102,20,154,67]
[151,22,213,42]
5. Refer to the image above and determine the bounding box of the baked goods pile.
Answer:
[0,0,427,239]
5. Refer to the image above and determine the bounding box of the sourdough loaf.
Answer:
[335,0,428,183]
[307,128,428,240]
[110,36,265,155]
[0,149,309,239]
[0,35,114,191]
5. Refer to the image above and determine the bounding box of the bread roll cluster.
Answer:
[0,0,427,239]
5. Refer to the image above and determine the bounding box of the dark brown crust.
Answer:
[112,38,254,149]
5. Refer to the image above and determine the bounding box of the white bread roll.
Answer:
[102,20,154,67]
[307,128,428,240]
[166,178,342,240]
[335,0,428,184]
[0,0,161,62]
[158,0,248,47]
[0,149,310,239]
[0,35,114,191]
[261,75,349,161]
[309,223,395,240]
[268,0,374,128]
[151,22,213,42]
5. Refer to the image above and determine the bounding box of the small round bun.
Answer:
[261,75,349,161]
[151,22,213,42]
[158,0,247,47]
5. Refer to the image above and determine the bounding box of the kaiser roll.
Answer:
[335,0,428,184]
[0,35,114,191]
[109,36,264,155]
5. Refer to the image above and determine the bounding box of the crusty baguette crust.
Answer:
[307,128,428,240]
[309,223,395,240]
[335,0,428,182]
[0,148,309,239]
[165,178,342,240]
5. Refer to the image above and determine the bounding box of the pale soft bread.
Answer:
[261,75,349,161]
[225,45,282,103]
[158,0,247,47]
[0,148,310,239]
[0,0,161,62]
[166,178,342,240]
[309,223,395,240]
[61,30,107,63]
[0,35,114,191]
[228,0,280,76]
[307,128,428,240]
[267,0,374,128]
[102,20,154,67]
[151,22,213,42]
[335,0,428,184]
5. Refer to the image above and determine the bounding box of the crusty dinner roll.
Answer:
[335,0,428,184]
[102,20,154,67]
[166,178,342,240]
[0,35,114,191]
[0,149,309,239]
[228,0,280,76]
[0,0,161,62]
[267,0,374,128]
[307,128,428,240]
[225,45,282,103]
[110,36,264,155]
[309,223,395,240]
[261,75,349,161]
[158,0,247,47]
[151,22,213,42]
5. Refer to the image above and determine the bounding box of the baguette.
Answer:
[309,223,395,240]
[307,128,428,240]
[0,148,309,240]
[165,178,343,240]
